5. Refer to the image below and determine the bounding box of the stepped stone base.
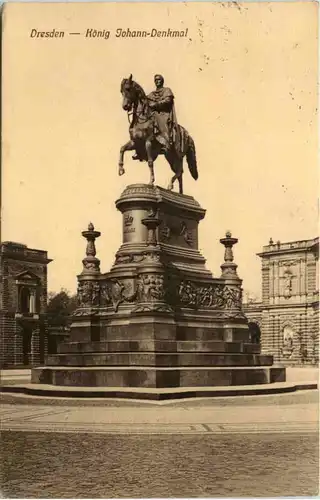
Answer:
[32,365,285,388]
[56,340,262,354]
[31,184,286,395]
[46,353,274,367]
[2,380,315,401]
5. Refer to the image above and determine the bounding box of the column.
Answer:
[306,256,317,296]
[277,315,281,362]
[304,256,308,297]
[300,258,306,298]
[269,263,274,303]
[298,259,302,297]
[261,261,270,305]
[296,314,302,364]
[274,262,280,304]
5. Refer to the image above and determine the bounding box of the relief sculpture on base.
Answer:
[177,280,242,311]
[108,278,136,312]
[136,274,165,303]
[77,281,100,308]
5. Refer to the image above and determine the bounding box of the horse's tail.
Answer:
[186,135,198,180]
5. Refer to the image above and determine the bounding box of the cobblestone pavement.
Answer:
[1,431,318,498]
[1,381,318,497]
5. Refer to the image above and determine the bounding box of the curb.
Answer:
[1,381,318,401]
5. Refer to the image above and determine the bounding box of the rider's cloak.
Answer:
[147,87,181,152]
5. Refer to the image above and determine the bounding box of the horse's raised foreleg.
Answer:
[145,139,155,186]
[119,140,135,176]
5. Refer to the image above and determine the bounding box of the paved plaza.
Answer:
[1,367,318,434]
[1,368,319,497]
[0,391,318,435]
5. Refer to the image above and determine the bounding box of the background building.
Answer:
[0,241,52,367]
[244,237,319,365]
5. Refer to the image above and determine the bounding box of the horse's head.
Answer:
[120,75,145,112]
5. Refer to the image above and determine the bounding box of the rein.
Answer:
[127,108,151,126]
[128,89,153,124]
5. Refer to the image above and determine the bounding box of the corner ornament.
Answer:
[220,231,239,279]
[81,222,101,274]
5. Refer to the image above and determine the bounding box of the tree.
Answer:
[47,288,78,328]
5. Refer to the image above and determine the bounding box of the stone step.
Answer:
[69,325,251,343]
[57,340,260,355]
[31,365,286,388]
[2,379,316,400]
[46,352,272,367]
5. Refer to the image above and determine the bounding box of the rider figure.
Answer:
[132,74,178,160]
[148,74,176,151]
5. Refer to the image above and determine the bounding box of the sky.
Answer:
[1,1,318,299]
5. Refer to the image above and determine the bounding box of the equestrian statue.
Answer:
[119,74,198,194]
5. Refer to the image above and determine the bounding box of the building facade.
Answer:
[244,237,319,365]
[0,241,52,367]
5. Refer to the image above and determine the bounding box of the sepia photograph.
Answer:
[0,1,319,497]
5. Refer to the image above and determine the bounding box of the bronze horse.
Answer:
[119,75,198,194]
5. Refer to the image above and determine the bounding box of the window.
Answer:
[19,286,37,314]
[20,287,31,313]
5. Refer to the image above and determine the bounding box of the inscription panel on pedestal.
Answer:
[122,210,148,244]
[159,215,197,249]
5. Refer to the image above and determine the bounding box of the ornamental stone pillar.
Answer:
[76,222,102,312]
[70,223,102,343]
[133,211,173,314]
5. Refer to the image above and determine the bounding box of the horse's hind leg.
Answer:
[146,139,155,185]
[178,173,183,194]
[167,156,183,194]
[177,159,184,194]
[168,174,176,191]
[164,151,176,191]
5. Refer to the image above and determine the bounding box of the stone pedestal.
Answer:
[32,184,285,390]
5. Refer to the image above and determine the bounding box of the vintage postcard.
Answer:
[1,1,319,498]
